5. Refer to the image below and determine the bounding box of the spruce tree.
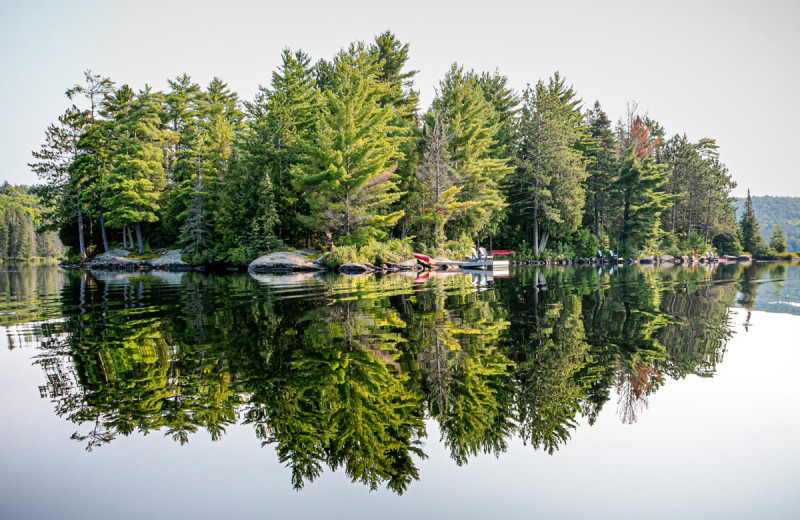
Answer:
[739,190,763,254]
[618,145,670,255]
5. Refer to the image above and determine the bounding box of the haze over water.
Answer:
[1,262,798,519]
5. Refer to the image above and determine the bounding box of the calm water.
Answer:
[1,262,798,519]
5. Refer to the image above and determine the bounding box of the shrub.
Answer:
[324,238,413,268]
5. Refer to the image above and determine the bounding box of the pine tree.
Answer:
[428,64,511,242]
[581,101,618,244]
[294,43,405,241]
[413,111,476,249]
[477,70,520,161]
[509,73,587,255]
[244,49,319,245]
[104,85,166,253]
[30,106,86,259]
[739,190,763,254]
[618,145,670,255]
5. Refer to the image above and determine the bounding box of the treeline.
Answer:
[734,196,800,252]
[0,183,63,259]
[31,31,741,265]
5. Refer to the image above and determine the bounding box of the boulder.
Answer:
[737,255,752,262]
[249,251,325,273]
[639,256,655,264]
[386,259,419,271]
[150,249,192,271]
[338,263,372,274]
[661,255,675,264]
[90,248,141,270]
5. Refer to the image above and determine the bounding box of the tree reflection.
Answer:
[9,262,769,493]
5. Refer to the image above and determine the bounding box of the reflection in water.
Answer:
[1,261,796,493]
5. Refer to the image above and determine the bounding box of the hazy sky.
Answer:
[1,0,798,196]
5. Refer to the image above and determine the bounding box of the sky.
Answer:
[1,0,798,196]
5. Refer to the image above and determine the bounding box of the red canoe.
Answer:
[413,253,433,264]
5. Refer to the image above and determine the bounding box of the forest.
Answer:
[0,183,63,259]
[30,31,765,267]
[734,196,800,252]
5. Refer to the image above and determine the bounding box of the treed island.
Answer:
[20,31,797,270]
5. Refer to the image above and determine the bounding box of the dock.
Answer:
[435,260,510,270]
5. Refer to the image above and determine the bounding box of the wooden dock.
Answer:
[436,260,510,270]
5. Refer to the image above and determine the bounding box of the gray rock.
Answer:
[639,256,655,264]
[90,249,141,270]
[386,259,418,270]
[338,263,372,274]
[661,255,675,263]
[150,249,191,271]
[737,255,752,262]
[249,251,325,273]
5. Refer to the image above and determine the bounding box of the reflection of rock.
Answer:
[150,250,191,271]
[248,251,325,273]
[249,271,323,286]
[90,270,186,285]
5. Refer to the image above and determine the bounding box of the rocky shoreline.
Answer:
[60,248,787,275]
[61,248,193,272]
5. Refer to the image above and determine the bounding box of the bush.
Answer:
[443,233,474,260]
[324,238,413,268]
[567,229,599,258]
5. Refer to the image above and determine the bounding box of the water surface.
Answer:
[1,262,798,519]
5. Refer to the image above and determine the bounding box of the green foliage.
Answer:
[769,225,787,253]
[29,35,747,265]
[739,190,764,255]
[324,238,413,268]
[733,195,800,253]
[428,64,511,240]
[294,43,406,240]
[507,73,587,255]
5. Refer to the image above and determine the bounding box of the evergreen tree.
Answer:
[244,49,319,245]
[581,101,618,245]
[413,111,476,250]
[477,70,520,161]
[769,225,786,253]
[739,189,764,255]
[428,64,511,242]
[294,43,405,241]
[508,73,587,255]
[30,106,86,258]
[618,144,670,255]
[104,85,166,253]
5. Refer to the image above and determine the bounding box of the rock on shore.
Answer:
[149,250,191,271]
[248,251,325,273]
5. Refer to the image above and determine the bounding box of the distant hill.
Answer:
[734,196,800,252]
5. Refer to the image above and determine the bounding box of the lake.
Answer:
[1,262,798,519]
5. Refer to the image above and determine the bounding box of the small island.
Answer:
[22,32,798,273]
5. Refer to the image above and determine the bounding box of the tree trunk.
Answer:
[135,222,144,254]
[122,224,128,249]
[127,225,135,250]
[76,190,86,260]
[99,212,109,253]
